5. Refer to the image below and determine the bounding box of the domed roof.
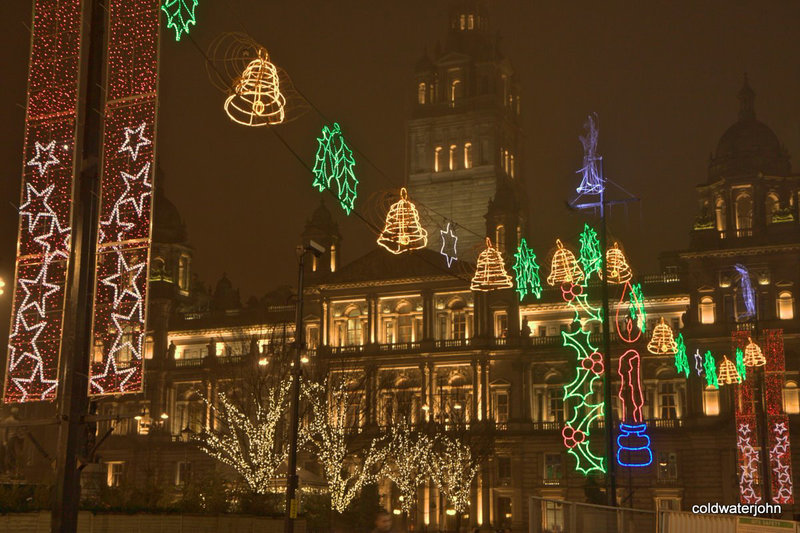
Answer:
[303,199,340,237]
[709,76,791,180]
[152,166,188,244]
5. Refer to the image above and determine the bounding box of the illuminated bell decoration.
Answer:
[718,356,742,385]
[646,318,678,355]
[471,238,513,291]
[547,239,584,286]
[377,187,428,254]
[606,242,632,284]
[743,338,766,367]
[224,49,286,127]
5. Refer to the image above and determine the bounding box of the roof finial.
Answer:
[738,73,755,121]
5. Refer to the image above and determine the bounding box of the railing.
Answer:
[434,338,470,349]
[174,358,203,368]
[378,341,421,353]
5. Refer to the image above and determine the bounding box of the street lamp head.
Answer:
[160,412,169,420]
[307,239,325,257]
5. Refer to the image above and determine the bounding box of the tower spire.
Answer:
[738,73,755,121]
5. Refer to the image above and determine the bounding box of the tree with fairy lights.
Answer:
[429,433,482,530]
[383,421,435,520]
[195,324,297,496]
[302,376,387,514]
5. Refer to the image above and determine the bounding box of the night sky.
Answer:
[1,1,799,339]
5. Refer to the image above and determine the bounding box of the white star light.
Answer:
[89,353,138,394]
[11,362,58,402]
[27,140,60,176]
[7,315,47,371]
[99,210,134,244]
[19,183,56,233]
[118,122,151,161]
[117,162,152,217]
[100,249,146,308]
[33,217,71,259]
[439,222,458,267]
[109,306,144,360]
[18,262,60,318]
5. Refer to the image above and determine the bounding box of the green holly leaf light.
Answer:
[674,333,690,378]
[162,0,198,42]
[735,348,747,381]
[312,123,358,215]
[512,238,542,301]
[579,224,602,279]
[703,351,718,389]
[629,283,646,332]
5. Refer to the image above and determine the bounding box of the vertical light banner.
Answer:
[3,1,85,403]
[88,0,160,395]
[764,329,793,504]
[733,330,762,504]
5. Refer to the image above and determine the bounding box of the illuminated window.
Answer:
[702,386,719,416]
[657,451,678,481]
[658,383,677,419]
[495,224,506,252]
[346,308,362,346]
[467,14,474,29]
[766,192,779,223]
[783,381,799,414]
[459,14,465,30]
[699,296,715,324]
[434,146,443,172]
[494,391,509,423]
[777,291,794,320]
[735,193,753,237]
[107,462,124,487]
[178,255,190,290]
[504,150,510,174]
[548,388,564,422]
[464,142,472,169]
[715,197,726,237]
[417,82,426,104]
[449,144,457,170]
[494,310,508,338]
[452,311,467,339]
[510,154,515,178]
[330,244,336,272]
[450,79,461,105]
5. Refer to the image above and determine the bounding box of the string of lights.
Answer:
[429,434,480,514]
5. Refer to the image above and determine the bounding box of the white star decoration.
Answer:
[18,262,60,318]
[769,421,794,502]
[737,422,762,504]
[19,183,56,233]
[109,306,144,359]
[118,122,151,161]
[118,162,152,217]
[27,140,60,176]
[101,249,146,308]
[7,315,46,372]
[89,353,138,394]
[11,362,58,402]
[99,210,135,244]
[440,222,458,268]
[33,217,71,259]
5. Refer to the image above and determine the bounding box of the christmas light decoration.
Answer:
[734,264,756,320]
[377,188,428,254]
[302,379,386,513]
[512,238,542,300]
[743,338,766,368]
[763,330,794,504]
[605,243,632,284]
[694,350,704,377]
[471,238,513,291]
[384,422,435,516]
[629,283,646,333]
[703,351,718,388]
[647,318,678,355]
[547,239,584,286]
[735,348,747,381]
[616,349,652,467]
[578,224,602,279]
[197,383,292,494]
[560,279,605,475]
[88,0,160,396]
[429,434,481,514]
[575,113,604,195]
[312,123,358,215]
[4,0,84,403]
[225,48,286,127]
[674,334,689,378]
[439,222,458,267]
[718,356,742,385]
[161,0,198,42]
[737,420,762,504]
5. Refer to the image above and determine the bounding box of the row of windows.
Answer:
[711,189,794,237]
[698,291,794,324]
[105,460,191,488]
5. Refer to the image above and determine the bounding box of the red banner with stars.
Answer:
[88,0,160,396]
[3,0,85,403]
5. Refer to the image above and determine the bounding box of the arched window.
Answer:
[496,225,506,252]
[178,255,190,290]
[417,82,426,105]
[467,14,474,29]
[658,382,677,419]
[459,14,466,30]
[450,79,461,105]
[784,381,800,414]
[777,290,794,320]
[735,193,753,237]
[434,146,443,172]
[504,150,510,174]
[396,301,413,343]
[449,144,457,170]
[715,197,727,237]
[699,296,715,324]
[765,192,779,224]
[346,307,362,346]
[510,154,515,178]
[463,142,473,169]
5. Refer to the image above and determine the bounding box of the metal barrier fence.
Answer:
[528,497,656,533]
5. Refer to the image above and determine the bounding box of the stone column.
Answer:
[422,289,434,341]
[472,359,480,421]
[480,359,490,420]
[321,298,330,346]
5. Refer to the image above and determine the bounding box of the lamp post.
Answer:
[284,240,324,533]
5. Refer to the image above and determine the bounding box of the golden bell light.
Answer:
[377,187,428,254]
[743,337,766,367]
[224,48,286,127]
[718,356,742,385]
[547,239,584,286]
[606,242,632,284]
[647,317,678,355]
[471,238,513,291]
